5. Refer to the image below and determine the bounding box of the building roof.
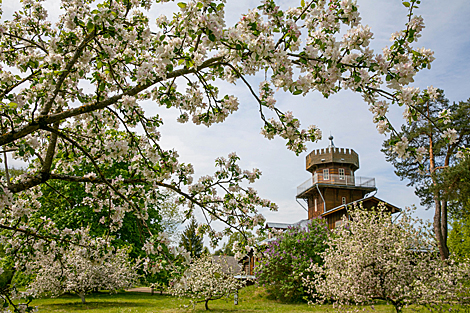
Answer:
[212,255,242,275]
[321,195,401,217]
[265,219,310,230]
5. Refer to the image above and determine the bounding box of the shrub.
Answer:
[255,218,329,302]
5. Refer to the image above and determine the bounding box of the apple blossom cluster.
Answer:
[302,205,470,312]
[170,254,244,310]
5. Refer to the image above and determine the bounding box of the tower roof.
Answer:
[328,135,335,148]
[305,146,360,173]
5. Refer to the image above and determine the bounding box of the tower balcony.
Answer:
[296,174,376,198]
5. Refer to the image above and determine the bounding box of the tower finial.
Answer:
[328,135,335,148]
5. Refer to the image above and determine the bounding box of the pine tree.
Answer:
[179,218,204,258]
[382,91,470,259]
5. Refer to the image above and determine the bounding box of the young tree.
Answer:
[255,218,329,303]
[382,92,470,259]
[0,0,444,310]
[27,233,139,304]
[180,218,204,258]
[170,254,244,310]
[304,205,470,313]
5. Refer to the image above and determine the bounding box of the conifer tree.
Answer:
[382,91,470,259]
[180,218,204,259]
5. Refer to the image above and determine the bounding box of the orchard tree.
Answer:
[303,205,470,313]
[0,0,453,310]
[27,231,139,304]
[382,92,470,259]
[255,218,329,303]
[170,254,244,310]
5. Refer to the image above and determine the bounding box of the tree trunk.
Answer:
[428,117,449,260]
[205,299,209,310]
[433,196,449,260]
[78,292,86,304]
[441,199,448,244]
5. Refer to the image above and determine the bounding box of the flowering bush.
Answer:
[170,254,244,310]
[27,235,139,304]
[255,218,329,302]
[303,205,470,313]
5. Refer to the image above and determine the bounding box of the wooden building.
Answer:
[245,137,400,274]
[296,136,399,229]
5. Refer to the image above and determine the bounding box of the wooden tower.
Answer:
[296,136,378,229]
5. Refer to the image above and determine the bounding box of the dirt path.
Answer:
[126,287,153,293]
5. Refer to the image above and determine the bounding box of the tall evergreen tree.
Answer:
[382,90,470,259]
[179,218,204,259]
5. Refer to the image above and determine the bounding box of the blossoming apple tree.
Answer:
[303,206,470,313]
[0,0,456,309]
[170,254,244,310]
[27,231,139,304]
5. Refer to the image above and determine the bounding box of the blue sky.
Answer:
[2,0,470,244]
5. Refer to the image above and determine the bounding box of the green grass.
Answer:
[26,286,447,313]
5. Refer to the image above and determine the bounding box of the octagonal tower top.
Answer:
[305,136,360,173]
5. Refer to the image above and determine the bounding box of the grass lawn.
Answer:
[29,286,431,313]
[32,286,410,313]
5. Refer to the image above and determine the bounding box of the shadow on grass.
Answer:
[37,292,177,311]
[41,301,154,310]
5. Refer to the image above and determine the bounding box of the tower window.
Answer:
[342,197,347,205]
[339,168,345,180]
[323,169,329,180]
[314,198,317,212]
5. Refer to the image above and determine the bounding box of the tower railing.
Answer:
[296,174,376,196]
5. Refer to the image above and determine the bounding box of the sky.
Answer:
[2,0,470,247]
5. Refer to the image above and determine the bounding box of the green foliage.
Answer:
[179,218,204,258]
[255,218,329,303]
[28,174,163,260]
[448,216,470,262]
[0,245,14,288]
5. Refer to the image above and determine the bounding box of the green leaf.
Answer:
[208,33,216,42]
[86,20,94,32]
[8,102,17,109]
[293,90,302,95]
[301,0,305,6]
[403,2,410,7]
[177,2,186,8]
